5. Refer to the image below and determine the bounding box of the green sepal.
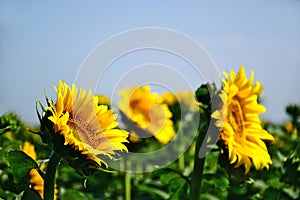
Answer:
[51,131,108,177]
[36,101,53,144]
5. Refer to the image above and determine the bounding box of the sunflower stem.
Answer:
[178,154,185,172]
[124,161,131,200]
[125,171,131,200]
[44,151,61,200]
[190,127,207,200]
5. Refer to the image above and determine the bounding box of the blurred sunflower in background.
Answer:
[39,81,128,170]
[161,91,200,112]
[21,141,58,200]
[118,85,175,144]
[212,65,274,173]
[284,121,293,134]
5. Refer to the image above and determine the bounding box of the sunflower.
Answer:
[44,81,128,167]
[161,91,200,111]
[118,85,175,144]
[284,121,293,134]
[212,65,274,173]
[21,142,58,200]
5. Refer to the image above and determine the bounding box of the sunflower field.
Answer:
[0,66,299,200]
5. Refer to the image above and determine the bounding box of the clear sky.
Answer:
[1,0,300,125]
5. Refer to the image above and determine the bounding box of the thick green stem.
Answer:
[190,128,207,200]
[44,151,62,200]
[124,160,131,200]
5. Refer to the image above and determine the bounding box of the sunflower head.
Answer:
[160,92,178,105]
[161,91,200,112]
[118,85,175,144]
[212,65,274,174]
[38,81,129,174]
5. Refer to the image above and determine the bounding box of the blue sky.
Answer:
[1,1,300,125]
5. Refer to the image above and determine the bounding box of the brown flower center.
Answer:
[130,99,151,123]
[67,115,102,149]
[228,99,245,143]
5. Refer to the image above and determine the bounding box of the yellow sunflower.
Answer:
[212,65,274,173]
[284,121,293,134]
[161,91,200,111]
[118,85,175,144]
[46,81,128,167]
[21,141,37,162]
[21,142,58,200]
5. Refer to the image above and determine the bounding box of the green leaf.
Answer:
[169,179,188,200]
[160,171,180,185]
[284,155,300,180]
[21,189,43,200]
[7,150,38,183]
[136,184,170,199]
[262,188,291,200]
[267,178,285,190]
[60,189,94,200]
[201,171,230,199]
[0,187,17,199]
[155,169,189,199]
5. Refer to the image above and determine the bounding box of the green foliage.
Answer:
[0,113,26,137]
[201,168,229,199]
[157,168,189,200]
[60,189,94,200]
[129,167,189,200]
[7,150,39,183]
[1,102,300,199]
[0,113,43,199]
